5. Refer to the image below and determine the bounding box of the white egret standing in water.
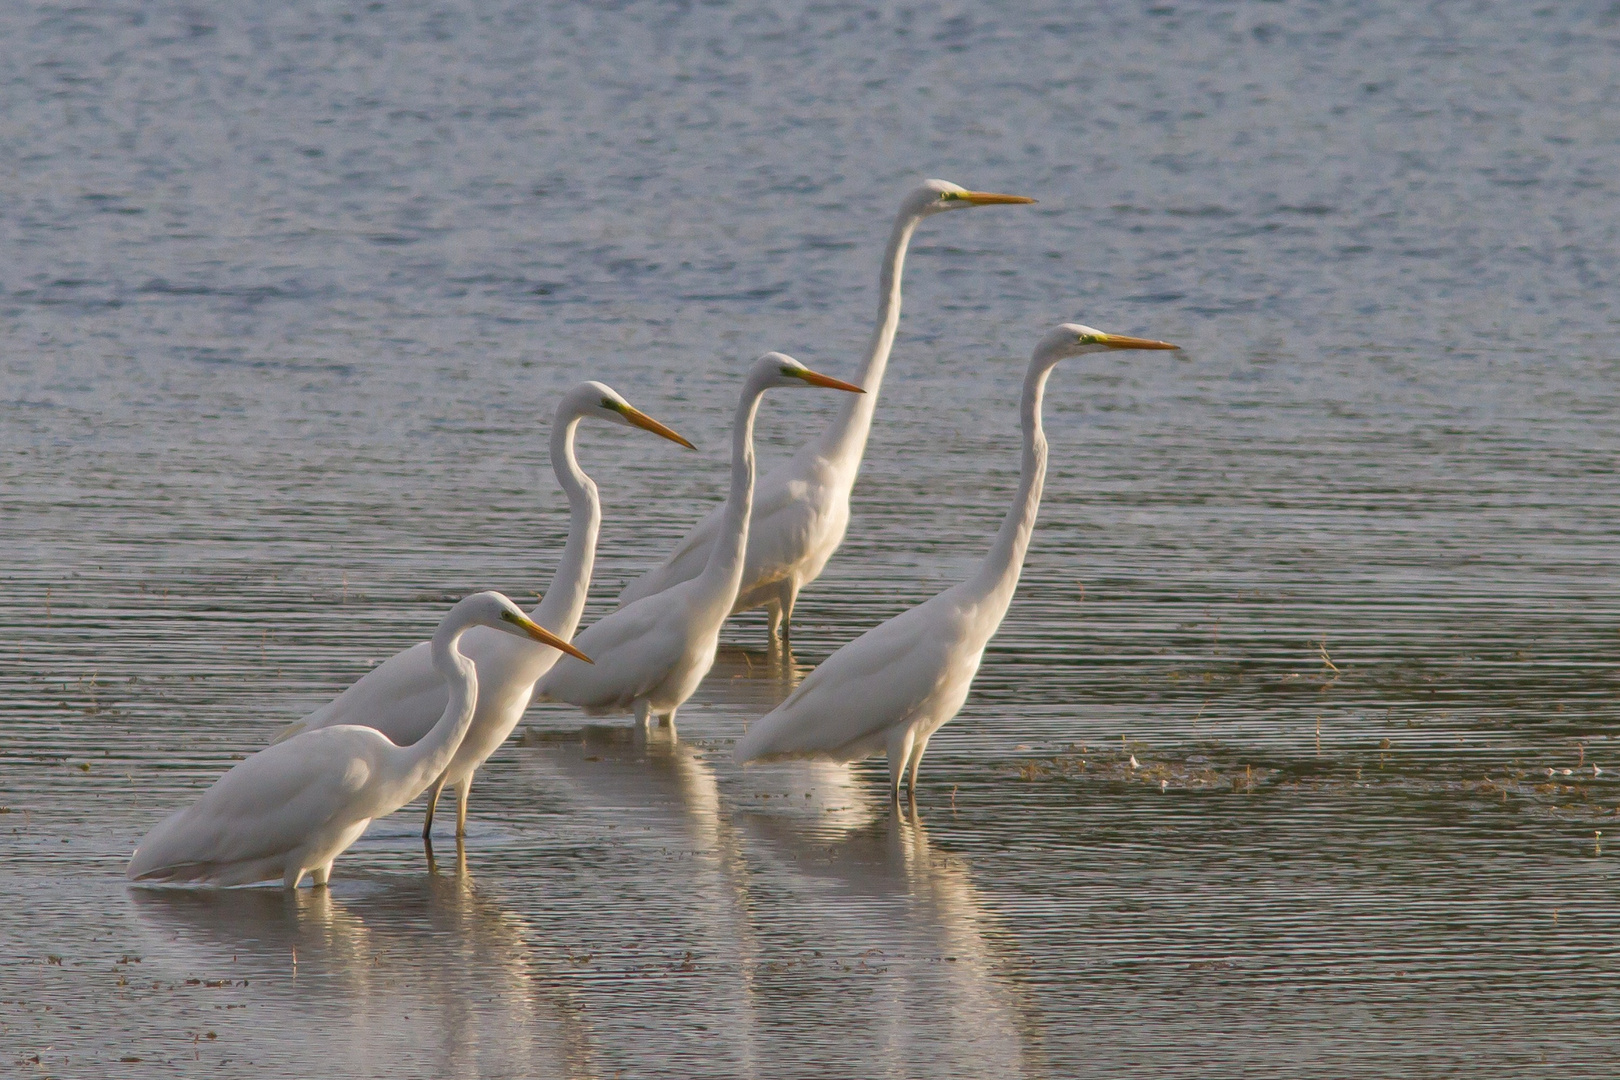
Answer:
[275,384,691,838]
[534,354,864,731]
[617,180,1035,640]
[736,325,1180,800]
[128,592,590,888]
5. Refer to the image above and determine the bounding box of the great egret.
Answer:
[534,353,864,731]
[127,592,590,888]
[617,180,1035,640]
[275,383,692,839]
[735,324,1180,800]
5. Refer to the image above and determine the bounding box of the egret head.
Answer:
[570,380,695,449]
[1034,322,1180,366]
[749,352,867,394]
[454,590,593,662]
[907,178,1036,219]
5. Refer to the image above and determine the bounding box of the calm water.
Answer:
[4,1,1619,1075]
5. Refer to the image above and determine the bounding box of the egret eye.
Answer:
[779,365,799,377]
[940,191,958,201]
[601,397,618,411]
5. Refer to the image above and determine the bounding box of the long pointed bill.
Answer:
[1100,334,1180,351]
[618,404,696,449]
[502,610,593,663]
[961,191,1036,206]
[795,368,867,393]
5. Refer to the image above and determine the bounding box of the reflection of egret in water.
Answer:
[735,805,1048,1077]
[521,718,1043,1077]
[130,884,375,985]
[702,642,807,713]
[129,860,594,1078]
[520,725,767,1075]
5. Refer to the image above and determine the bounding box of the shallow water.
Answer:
[4,2,1620,1076]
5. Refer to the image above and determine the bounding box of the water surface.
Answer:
[3,2,1619,1076]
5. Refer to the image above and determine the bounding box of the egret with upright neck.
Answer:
[617,180,1034,640]
[273,383,692,838]
[128,592,590,888]
[534,354,864,731]
[735,324,1180,801]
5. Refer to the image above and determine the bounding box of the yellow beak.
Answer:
[795,368,867,393]
[618,403,696,449]
[1100,334,1180,351]
[503,611,593,663]
[961,191,1037,206]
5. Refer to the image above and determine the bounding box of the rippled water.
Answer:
[4,2,1619,1076]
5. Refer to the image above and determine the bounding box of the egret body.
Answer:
[617,180,1034,639]
[735,325,1179,800]
[128,592,590,888]
[275,383,691,838]
[534,354,864,730]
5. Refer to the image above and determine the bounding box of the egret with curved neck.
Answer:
[535,354,865,731]
[275,383,692,838]
[617,180,1034,640]
[735,324,1180,801]
[128,592,590,888]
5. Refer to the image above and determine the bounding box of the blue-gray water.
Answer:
[3,2,1618,1076]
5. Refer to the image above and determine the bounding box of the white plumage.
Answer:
[127,592,589,888]
[271,383,690,838]
[617,180,1035,640]
[534,353,864,731]
[736,324,1180,800]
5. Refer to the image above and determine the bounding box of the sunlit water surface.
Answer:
[4,2,1619,1076]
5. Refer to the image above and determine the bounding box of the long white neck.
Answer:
[963,359,1053,618]
[530,413,599,638]
[696,376,768,600]
[813,206,924,469]
[394,624,481,794]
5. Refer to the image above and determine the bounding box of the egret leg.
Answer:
[422,772,449,839]
[766,578,798,642]
[906,734,932,802]
[454,777,472,838]
[311,862,332,888]
[779,578,798,642]
[886,728,916,804]
[659,707,678,736]
[635,700,653,730]
[284,865,306,890]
